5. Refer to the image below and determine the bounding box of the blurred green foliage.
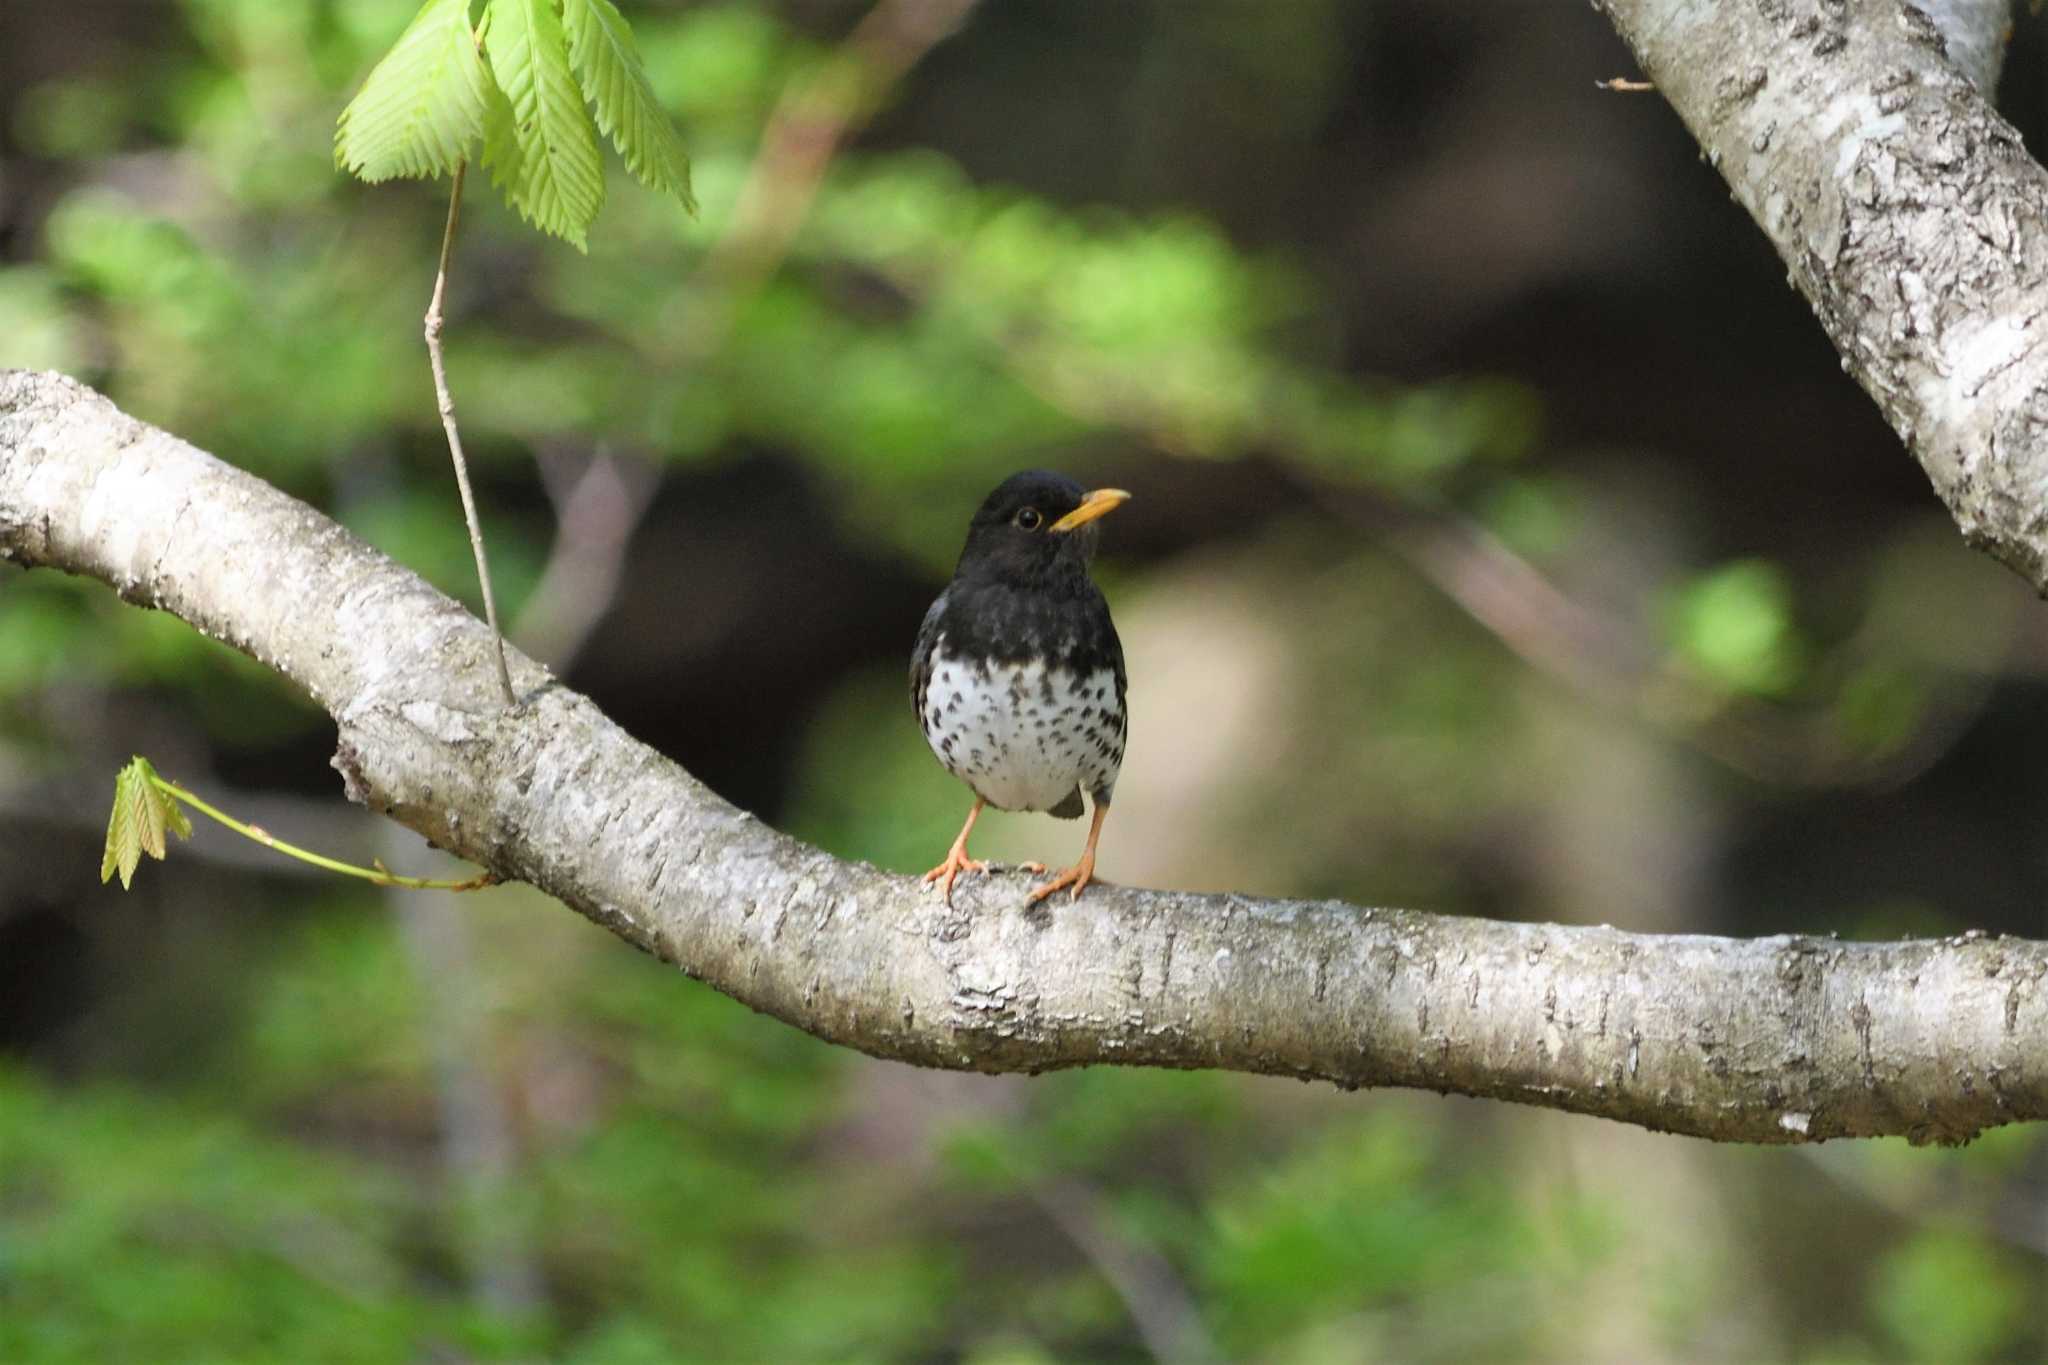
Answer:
[1872,1231,2027,1363]
[3,0,2044,1360]
[1664,558,1806,698]
[0,1064,500,1362]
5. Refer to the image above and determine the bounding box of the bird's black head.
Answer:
[954,470,1130,587]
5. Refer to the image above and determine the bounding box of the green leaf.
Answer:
[164,792,194,842]
[135,761,168,863]
[101,761,142,889]
[560,0,695,213]
[335,0,493,183]
[483,0,605,249]
[100,756,188,890]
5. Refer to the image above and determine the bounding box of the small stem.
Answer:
[426,160,517,707]
[152,775,495,891]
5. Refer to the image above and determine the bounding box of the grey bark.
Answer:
[1595,0,2048,588]
[4,369,2044,1144]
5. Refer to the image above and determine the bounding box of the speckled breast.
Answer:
[917,638,1125,813]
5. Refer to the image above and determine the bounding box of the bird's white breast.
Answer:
[920,639,1123,813]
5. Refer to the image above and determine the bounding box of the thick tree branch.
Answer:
[1594,0,2048,589]
[4,369,2045,1145]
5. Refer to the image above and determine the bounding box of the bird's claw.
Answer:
[1027,856,1096,904]
[921,849,990,906]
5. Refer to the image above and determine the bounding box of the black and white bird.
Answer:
[911,471,1131,905]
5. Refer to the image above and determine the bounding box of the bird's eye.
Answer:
[1015,507,1042,530]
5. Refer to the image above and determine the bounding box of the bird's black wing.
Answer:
[1108,620,1128,743]
[1080,584,1127,811]
[909,590,948,721]
[1095,590,1128,745]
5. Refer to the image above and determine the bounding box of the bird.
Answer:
[912,471,1131,906]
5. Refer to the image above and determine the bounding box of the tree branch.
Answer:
[1593,0,2048,589]
[4,368,2045,1146]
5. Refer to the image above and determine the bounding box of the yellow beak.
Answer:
[1049,488,1132,533]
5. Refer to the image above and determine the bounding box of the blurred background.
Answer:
[4,0,2048,1359]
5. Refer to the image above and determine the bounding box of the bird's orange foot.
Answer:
[1027,853,1096,904]
[922,847,990,906]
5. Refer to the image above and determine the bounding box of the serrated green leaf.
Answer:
[483,0,604,249]
[101,757,188,890]
[102,761,142,888]
[561,0,695,213]
[335,0,493,183]
[136,764,168,862]
[480,43,527,207]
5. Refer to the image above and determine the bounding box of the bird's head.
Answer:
[956,470,1131,586]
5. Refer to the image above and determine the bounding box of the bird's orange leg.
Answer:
[922,798,990,905]
[1029,802,1108,903]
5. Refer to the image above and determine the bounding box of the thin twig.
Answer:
[153,773,496,891]
[425,160,517,707]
